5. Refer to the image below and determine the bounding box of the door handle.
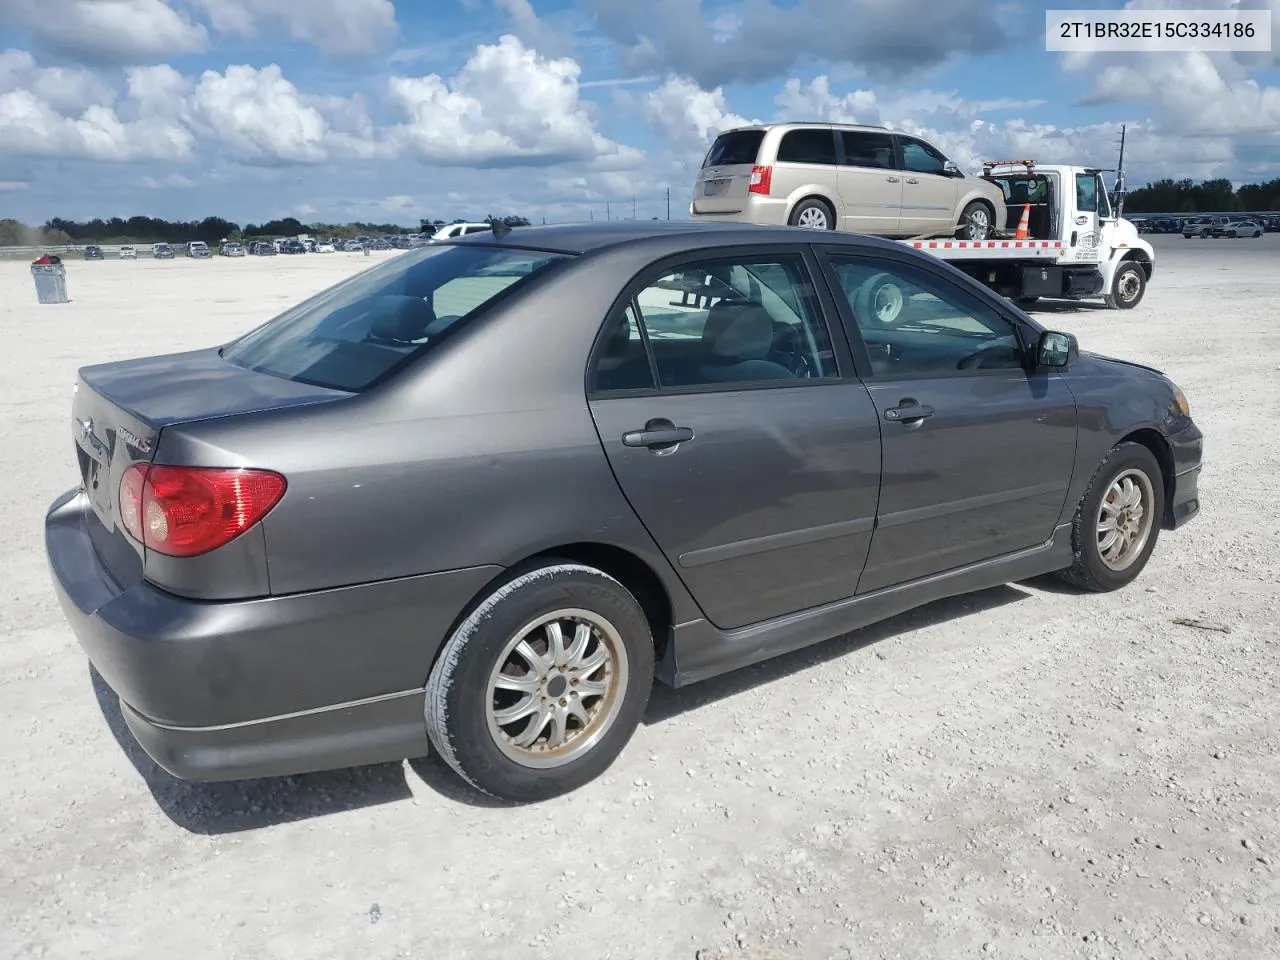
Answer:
[883,403,934,424]
[885,176,900,183]
[906,177,920,184]
[622,423,694,448]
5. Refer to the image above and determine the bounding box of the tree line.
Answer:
[0,213,534,247]
[1122,177,1280,214]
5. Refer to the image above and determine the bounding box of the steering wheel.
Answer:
[956,342,1021,370]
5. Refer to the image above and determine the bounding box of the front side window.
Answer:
[592,254,837,391]
[900,137,949,176]
[825,255,1025,378]
[776,129,838,165]
[222,245,567,391]
[1076,173,1100,214]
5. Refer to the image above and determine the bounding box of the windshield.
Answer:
[221,244,568,392]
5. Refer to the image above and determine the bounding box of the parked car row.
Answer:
[1134,214,1280,234]
[1181,216,1266,238]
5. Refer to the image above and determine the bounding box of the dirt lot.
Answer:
[2,237,1277,960]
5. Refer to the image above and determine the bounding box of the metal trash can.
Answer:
[31,261,69,304]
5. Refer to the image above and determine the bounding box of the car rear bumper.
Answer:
[1165,421,1203,529]
[46,487,501,780]
[690,194,791,226]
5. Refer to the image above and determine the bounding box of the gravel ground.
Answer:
[2,237,1277,960]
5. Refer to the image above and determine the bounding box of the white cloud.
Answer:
[0,0,207,66]
[0,180,29,191]
[493,0,574,57]
[0,49,117,115]
[643,76,753,158]
[385,34,641,167]
[139,172,195,188]
[189,0,398,58]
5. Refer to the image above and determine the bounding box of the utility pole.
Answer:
[1115,123,1127,218]
[631,195,636,220]
[666,187,670,220]
[606,201,612,221]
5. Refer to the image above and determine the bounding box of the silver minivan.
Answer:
[690,123,1007,240]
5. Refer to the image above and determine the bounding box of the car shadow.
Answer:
[644,583,1030,724]
[90,666,417,834]
[1021,299,1110,314]
[91,584,1036,825]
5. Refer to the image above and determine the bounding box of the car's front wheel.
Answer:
[957,201,994,241]
[425,563,655,802]
[1055,441,1165,592]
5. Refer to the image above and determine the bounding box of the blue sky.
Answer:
[1,0,1277,227]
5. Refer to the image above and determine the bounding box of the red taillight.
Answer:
[118,464,286,557]
[748,165,772,195]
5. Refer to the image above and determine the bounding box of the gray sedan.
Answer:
[45,221,1203,802]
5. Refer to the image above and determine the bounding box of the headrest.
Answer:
[703,300,774,362]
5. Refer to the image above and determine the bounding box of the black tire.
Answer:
[425,562,654,802]
[854,271,908,326]
[1105,261,1146,309]
[1055,442,1165,593]
[957,200,994,241]
[788,197,835,230]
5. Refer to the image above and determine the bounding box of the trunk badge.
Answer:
[77,417,114,461]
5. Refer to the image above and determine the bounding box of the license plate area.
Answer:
[703,178,730,196]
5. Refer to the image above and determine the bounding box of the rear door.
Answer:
[815,247,1078,593]
[693,129,767,216]
[835,130,902,235]
[896,136,961,235]
[586,245,883,630]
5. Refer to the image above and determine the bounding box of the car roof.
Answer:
[440,219,915,257]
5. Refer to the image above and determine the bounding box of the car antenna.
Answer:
[490,220,512,239]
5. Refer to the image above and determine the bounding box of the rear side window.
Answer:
[840,131,895,169]
[776,129,837,165]
[222,245,567,392]
[702,129,765,167]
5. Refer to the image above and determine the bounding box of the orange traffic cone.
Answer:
[1014,203,1030,239]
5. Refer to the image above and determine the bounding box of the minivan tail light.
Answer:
[748,165,772,196]
[118,464,286,557]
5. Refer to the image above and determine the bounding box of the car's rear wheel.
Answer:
[1055,441,1165,592]
[425,563,654,802]
[789,198,835,230]
[957,201,994,241]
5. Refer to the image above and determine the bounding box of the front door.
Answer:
[897,136,961,236]
[817,248,1079,593]
[835,129,902,235]
[586,248,883,630]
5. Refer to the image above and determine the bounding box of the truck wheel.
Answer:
[789,198,835,230]
[424,563,655,802]
[1104,262,1146,310]
[855,272,907,326]
[1054,442,1164,592]
[957,201,994,241]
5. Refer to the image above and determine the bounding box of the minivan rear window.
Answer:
[703,129,765,167]
[221,244,568,392]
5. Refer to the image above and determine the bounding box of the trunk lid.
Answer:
[692,128,766,215]
[72,347,348,537]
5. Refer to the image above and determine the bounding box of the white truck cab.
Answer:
[978,160,1154,309]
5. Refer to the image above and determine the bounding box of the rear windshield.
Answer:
[221,244,568,392]
[702,129,765,168]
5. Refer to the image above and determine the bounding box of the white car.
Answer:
[119,245,136,260]
[315,241,336,253]
[431,222,493,241]
[1222,219,1263,238]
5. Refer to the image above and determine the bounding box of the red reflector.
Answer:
[117,465,286,557]
[748,165,772,195]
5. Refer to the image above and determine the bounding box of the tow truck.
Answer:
[881,160,1153,317]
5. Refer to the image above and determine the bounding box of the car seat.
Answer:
[696,300,795,383]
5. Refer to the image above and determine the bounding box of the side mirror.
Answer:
[943,160,961,177]
[1037,330,1079,368]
